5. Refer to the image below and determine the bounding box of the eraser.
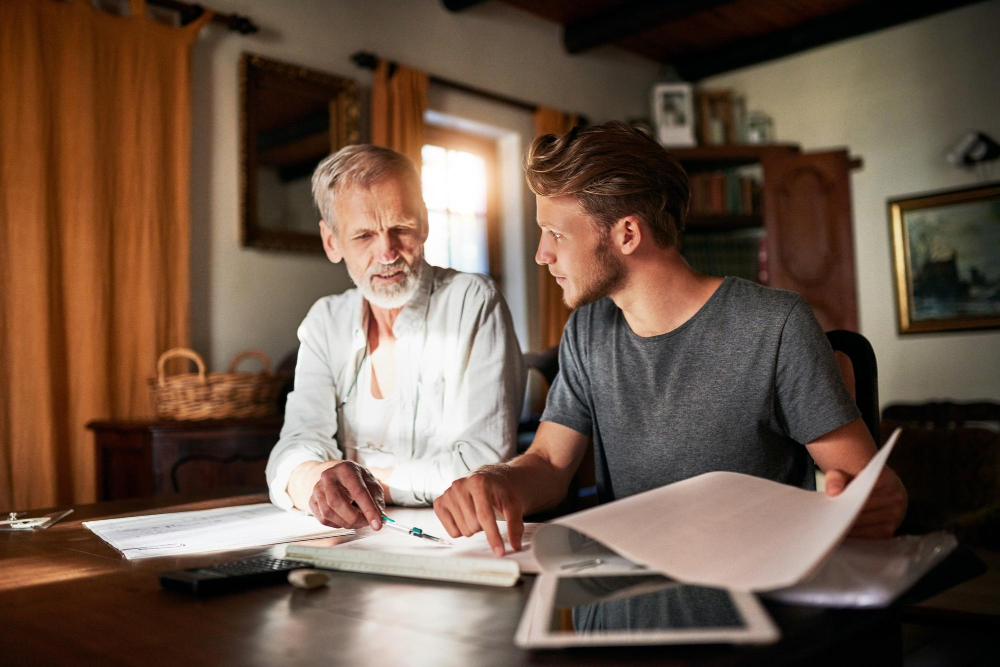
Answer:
[288,569,330,590]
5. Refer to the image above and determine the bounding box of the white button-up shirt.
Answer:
[266,261,526,508]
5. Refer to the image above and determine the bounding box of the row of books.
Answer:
[688,169,762,216]
[681,228,767,284]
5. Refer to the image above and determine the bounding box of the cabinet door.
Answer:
[152,428,277,495]
[762,150,858,331]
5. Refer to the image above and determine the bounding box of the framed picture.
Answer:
[889,182,1000,334]
[696,89,735,146]
[651,83,695,147]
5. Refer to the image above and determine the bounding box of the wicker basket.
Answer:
[150,348,287,420]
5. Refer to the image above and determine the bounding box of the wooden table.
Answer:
[1,492,980,667]
[902,548,1000,628]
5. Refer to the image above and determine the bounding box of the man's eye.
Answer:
[550,231,562,240]
[355,233,371,240]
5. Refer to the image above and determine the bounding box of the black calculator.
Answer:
[159,557,311,596]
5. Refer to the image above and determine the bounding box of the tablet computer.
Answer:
[515,572,779,648]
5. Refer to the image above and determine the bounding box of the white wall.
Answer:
[703,1,1000,407]
[190,0,658,369]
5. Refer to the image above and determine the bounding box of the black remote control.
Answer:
[159,557,310,596]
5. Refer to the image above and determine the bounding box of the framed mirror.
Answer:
[240,54,361,252]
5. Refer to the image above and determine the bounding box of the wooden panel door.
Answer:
[762,149,858,331]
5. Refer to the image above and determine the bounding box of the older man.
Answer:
[266,144,525,531]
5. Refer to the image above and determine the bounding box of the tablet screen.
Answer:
[549,574,746,635]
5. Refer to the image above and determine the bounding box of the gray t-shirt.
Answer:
[541,277,860,502]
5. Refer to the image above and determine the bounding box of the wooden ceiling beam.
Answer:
[673,0,989,81]
[563,0,733,54]
[442,0,490,11]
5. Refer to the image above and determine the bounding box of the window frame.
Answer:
[421,125,502,283]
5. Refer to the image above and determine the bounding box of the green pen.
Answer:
[379,515,450,545]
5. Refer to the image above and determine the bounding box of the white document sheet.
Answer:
[532,430,901,592]
[333,513,542,573]
[84,503,352,560]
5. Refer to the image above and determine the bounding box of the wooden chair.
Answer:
[516,346,560,452]
[826,329,880,443]
[522,346,559,386]
[276,350,298,412]
[519,345,599,518]
[881,401,1000,547]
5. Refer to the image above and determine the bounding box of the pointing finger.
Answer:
[498,492,524,552]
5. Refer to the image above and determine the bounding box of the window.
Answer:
[421,126,499,279]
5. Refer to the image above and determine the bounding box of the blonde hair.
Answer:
[311,144,423,233]
[524,121,690,247]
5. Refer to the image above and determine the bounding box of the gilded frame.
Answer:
[239,54,361,252]
[889,181,1000,334]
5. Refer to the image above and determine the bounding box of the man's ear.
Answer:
[614,215,643,256]
[414,201,429,244]
[319,220,343,264]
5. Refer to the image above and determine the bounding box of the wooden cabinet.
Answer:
[671,144,860,331]
[88,418,282,501]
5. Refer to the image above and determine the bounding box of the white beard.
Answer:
[349,254,423,310]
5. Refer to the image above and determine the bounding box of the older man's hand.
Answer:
[307,461,386,530]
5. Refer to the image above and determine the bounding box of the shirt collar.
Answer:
[392,258,434,337]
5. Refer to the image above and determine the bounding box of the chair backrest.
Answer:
[826,330,880,443]
[880,401,1000,544]
[882,401,1000,429]
[517,346,559,450]
[276,350,298,412]
[523,346,559,386]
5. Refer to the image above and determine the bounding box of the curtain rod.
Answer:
[147,0,259,34]
[350,51,588,125]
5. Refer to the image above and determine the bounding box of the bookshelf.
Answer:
[684,214,762,231]
[668,143,861,331]
[670,143,800,167]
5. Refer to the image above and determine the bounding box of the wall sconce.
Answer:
[947,131,1000,168]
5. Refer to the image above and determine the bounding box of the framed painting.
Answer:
[889,182,1000,333]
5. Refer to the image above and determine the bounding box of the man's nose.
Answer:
[535,236,553,266]
[376,231,399,262]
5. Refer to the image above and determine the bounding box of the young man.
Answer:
[433,122,907,556]
[266,145,525,531]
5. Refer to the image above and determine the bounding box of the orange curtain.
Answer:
[0,0,209,510]
[534,107,578,350]
[370,60,429,168]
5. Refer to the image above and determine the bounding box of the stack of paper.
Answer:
[84,503,352,560]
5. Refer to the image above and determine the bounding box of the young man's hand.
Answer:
[826,467,908,539]
[305,460,386,530]
[433,468,524,557]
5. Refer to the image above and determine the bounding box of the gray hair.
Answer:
[311,144,423,233]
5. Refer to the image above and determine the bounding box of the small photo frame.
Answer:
[651,83,696,147]
[888,181,1000,334]
[696,89,735,146]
